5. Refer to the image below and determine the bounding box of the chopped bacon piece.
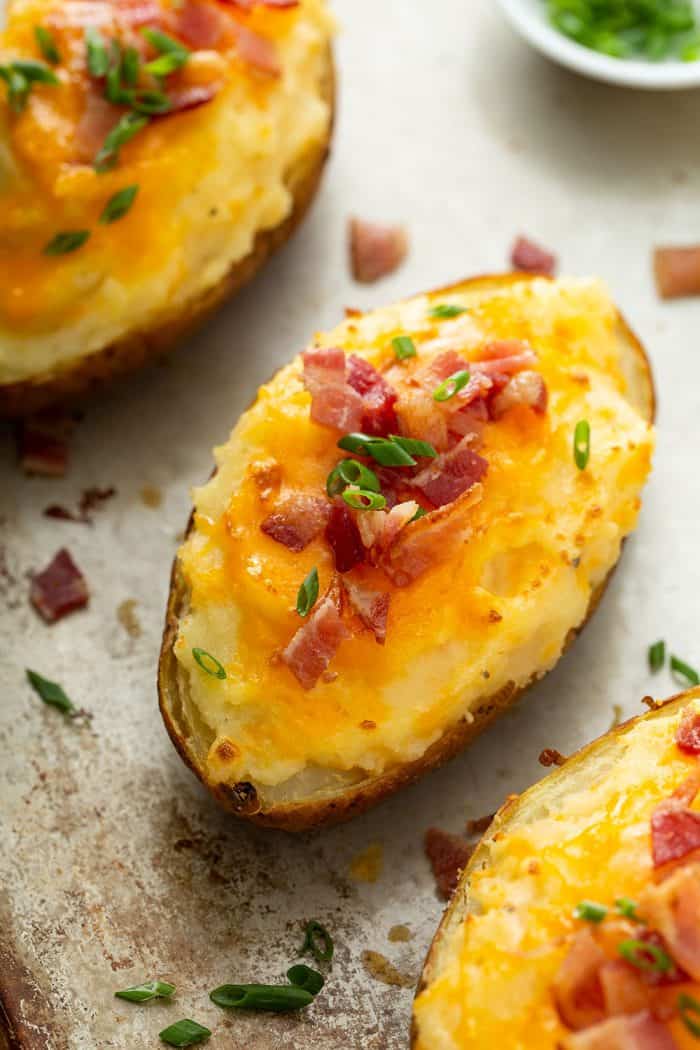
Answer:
[325,503,365,573]
[75,92,121,165]
[17,412,73,477]
[176,0,230,48]
[347,354,399,436]
[640,865,700,981]
[165,82,221,114]
[302,347,364,432]
[511,235,557,277]
[349,218,408,284]
[599,962,650,1017]
[651,773,700,868]
[424,828,473,900]
[356,501,419,555]
[343,578,390,644]
[472,340,538,378]
[395,389,449,452]
[383,483,483,586]
[411,436,488,508]
[490,370,548,419]
[117,0,164,28]
[220,0,298,8]
[261,494,329,552]
[654,246,700,301]
[553,928,607,1031]
[563,1011,678,1049]
[30,549,89,624]
[233,23,281,75]
[280,577,349,690]
[676,710,700,755]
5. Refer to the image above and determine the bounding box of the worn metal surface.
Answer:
[2,1,700,1047]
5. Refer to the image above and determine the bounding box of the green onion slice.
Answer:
[0,66,30,113]
[300,920,334,963]
[337,433,417,467]
[122,46,140,86]
[145,51,189,77]
[130,88,172,114]
[11,58,59,85]
[192,647,227,679]
[573,419,591,470]
[342,488,387,512]
[615,897,643,922]
[142,27,189,55]
[86,27,110,77]
[433,369,471,402]
[671,654,700,687]
[210,983,314,1012]
[44,230,90,255]
[26,669,76,715]
[35,26,61,65]
[326,459,381,498]
[286,964,324,996]
[392,335,417,361]
[648,640,665,673]
[573,900,607,923]
[159,1019,210,1046]
[296,567,319,618]
[429,303,467,319]
[100,184,139,224]
[679,993,700,1038]
[618,938,672,974]
[115,980,175,1003]
[389,434,437,459]
[94,111,149,172]
[410,506,427,522]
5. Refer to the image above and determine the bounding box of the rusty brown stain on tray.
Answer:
[116,598,142,639]
[361,950,415,989]
[140,485,163,509]
[387,925,413,943]
[349,843,383,883]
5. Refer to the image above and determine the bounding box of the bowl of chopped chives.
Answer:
[497,0,700,89]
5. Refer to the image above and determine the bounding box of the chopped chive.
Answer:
[618,938,672,974]
[296,567,319,618]
[159,1019,210,1046]
[410,506,427,522]
[94,111,149,172]
[670,655,700,687]
[192,647,227,679]
[433,369,471,402]
[392,335,417,361]
[429,303,467,320]
[389,435,437,459]
[342,488,387,512]
[0,66,30,113]
[115,980,175,1003]
[122,46,140,87]
[337,433,417,467]
[326,459,381,498]
[34,26,61,65]
[145,51,189,77]
[142,27,189,56]
[11,59,59,85]
[546,0,698,61]
[573,900,607,923]
[130,88,171,114]
[615,897,643,922]
[86,26,110,77]
[286,965,325,996]
[44,230,90,255]
[573,419,591,470]
[648,640,665,673]
[105,42,131,105]
[299,920,334,963]
[100,184,139,224]
[26,669,76,715]
[210,983,314,1012]
[679,993,700,1038]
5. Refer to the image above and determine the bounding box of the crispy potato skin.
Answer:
[410,688,696,1049]
[157,273,655,833]
[0,51,335,420]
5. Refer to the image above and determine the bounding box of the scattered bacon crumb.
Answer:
[343,577,390,644]
[43,487,116,525]
[360,719,376,730]
[424,827,474,900]
[17,411,75,477]
[539,748,567,767]
[345,307,363,318]
[325,503,365,573]
[261,494,329,552]
[30,549,89,624]
[349,217,408,284]
[233,23,281,75]
[511,235,557,277]
[280,576,349,690]
[654,245,700,300]
[466,813,495,836]
[675,710,700,755]
[651,772,700,868]
[165,83,221,115]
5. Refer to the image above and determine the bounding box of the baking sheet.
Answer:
[2,1,699,1047]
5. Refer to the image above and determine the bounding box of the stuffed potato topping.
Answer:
[159,273,655,830]
[413,690,700,1050]
[0,0,334,416]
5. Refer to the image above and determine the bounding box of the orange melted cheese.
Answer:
[413,696,700,1050]
[176,276,654,794]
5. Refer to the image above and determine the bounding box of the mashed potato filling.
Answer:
[0,0,332,382]
[175,277,655,791]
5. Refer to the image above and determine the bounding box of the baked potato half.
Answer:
[412,688,700,1050]
[0,0,334,418]
[158,272,655,831]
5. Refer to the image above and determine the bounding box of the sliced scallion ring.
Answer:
[618,938,672,974]
[573,419,591,470]
[433,369,471,402]
[679,993,700,1038]
[299,920,334,963]
[392,335,417,361]
[326,459,381,498]
[296,567,319,618]
[192,648,226,679]
[342,488,387,511]
[573,900,607,923]
[670,654,700,687]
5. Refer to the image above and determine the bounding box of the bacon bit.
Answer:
[74,92,121,165]
[563,1011,678,1049]
[347,354,399,437]
[360,719,376,729]
[465,813,495,836]
[233,23,281,75]
[490,370,548,419]
[553,928,607,1031]
[44,506,77,522]
[325,503,365,573]
[349,217,408,284]
[165,82,221,115]
[343,577,390,644]
[472,340,538,378]
[220,0,299,8]
[30,548,89,624]
[118,0,164,27]
[424,828,474,900]
[17,412,74,477]
[634,929,689,987]
[345,307,363,318]
[302,347,364,432]
[539,748,567,767]
[654,246,700,301]
[651,772,700,868]
[640,865,700,981]
[280,576,349,690]
[44,486,116,525]
[261,494,329,552]
[511,235,557,277]
[675,710,700,755]
[598,962,650,1017]
[176,0,230,48]
[411,437,488,508]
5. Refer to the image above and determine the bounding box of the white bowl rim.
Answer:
[497,0,700,90]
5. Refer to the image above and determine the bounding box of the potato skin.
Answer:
[157,272,655,832]
[0,51,335,420]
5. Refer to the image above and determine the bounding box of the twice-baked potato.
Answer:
[158,272,655,831]
[0,0,334,418]
[412,688,700,1049]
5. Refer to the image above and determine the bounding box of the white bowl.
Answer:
[497,0,700,90]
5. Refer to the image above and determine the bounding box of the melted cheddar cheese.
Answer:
[413,696,700,1050]
[0,0,332,382]
[175,276,654,796]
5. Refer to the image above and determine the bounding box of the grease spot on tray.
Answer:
[361,950,415,989]
[117,599,141,639]
[349,843,383,883]
[387,925,412,943]
[140,485,162,509]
